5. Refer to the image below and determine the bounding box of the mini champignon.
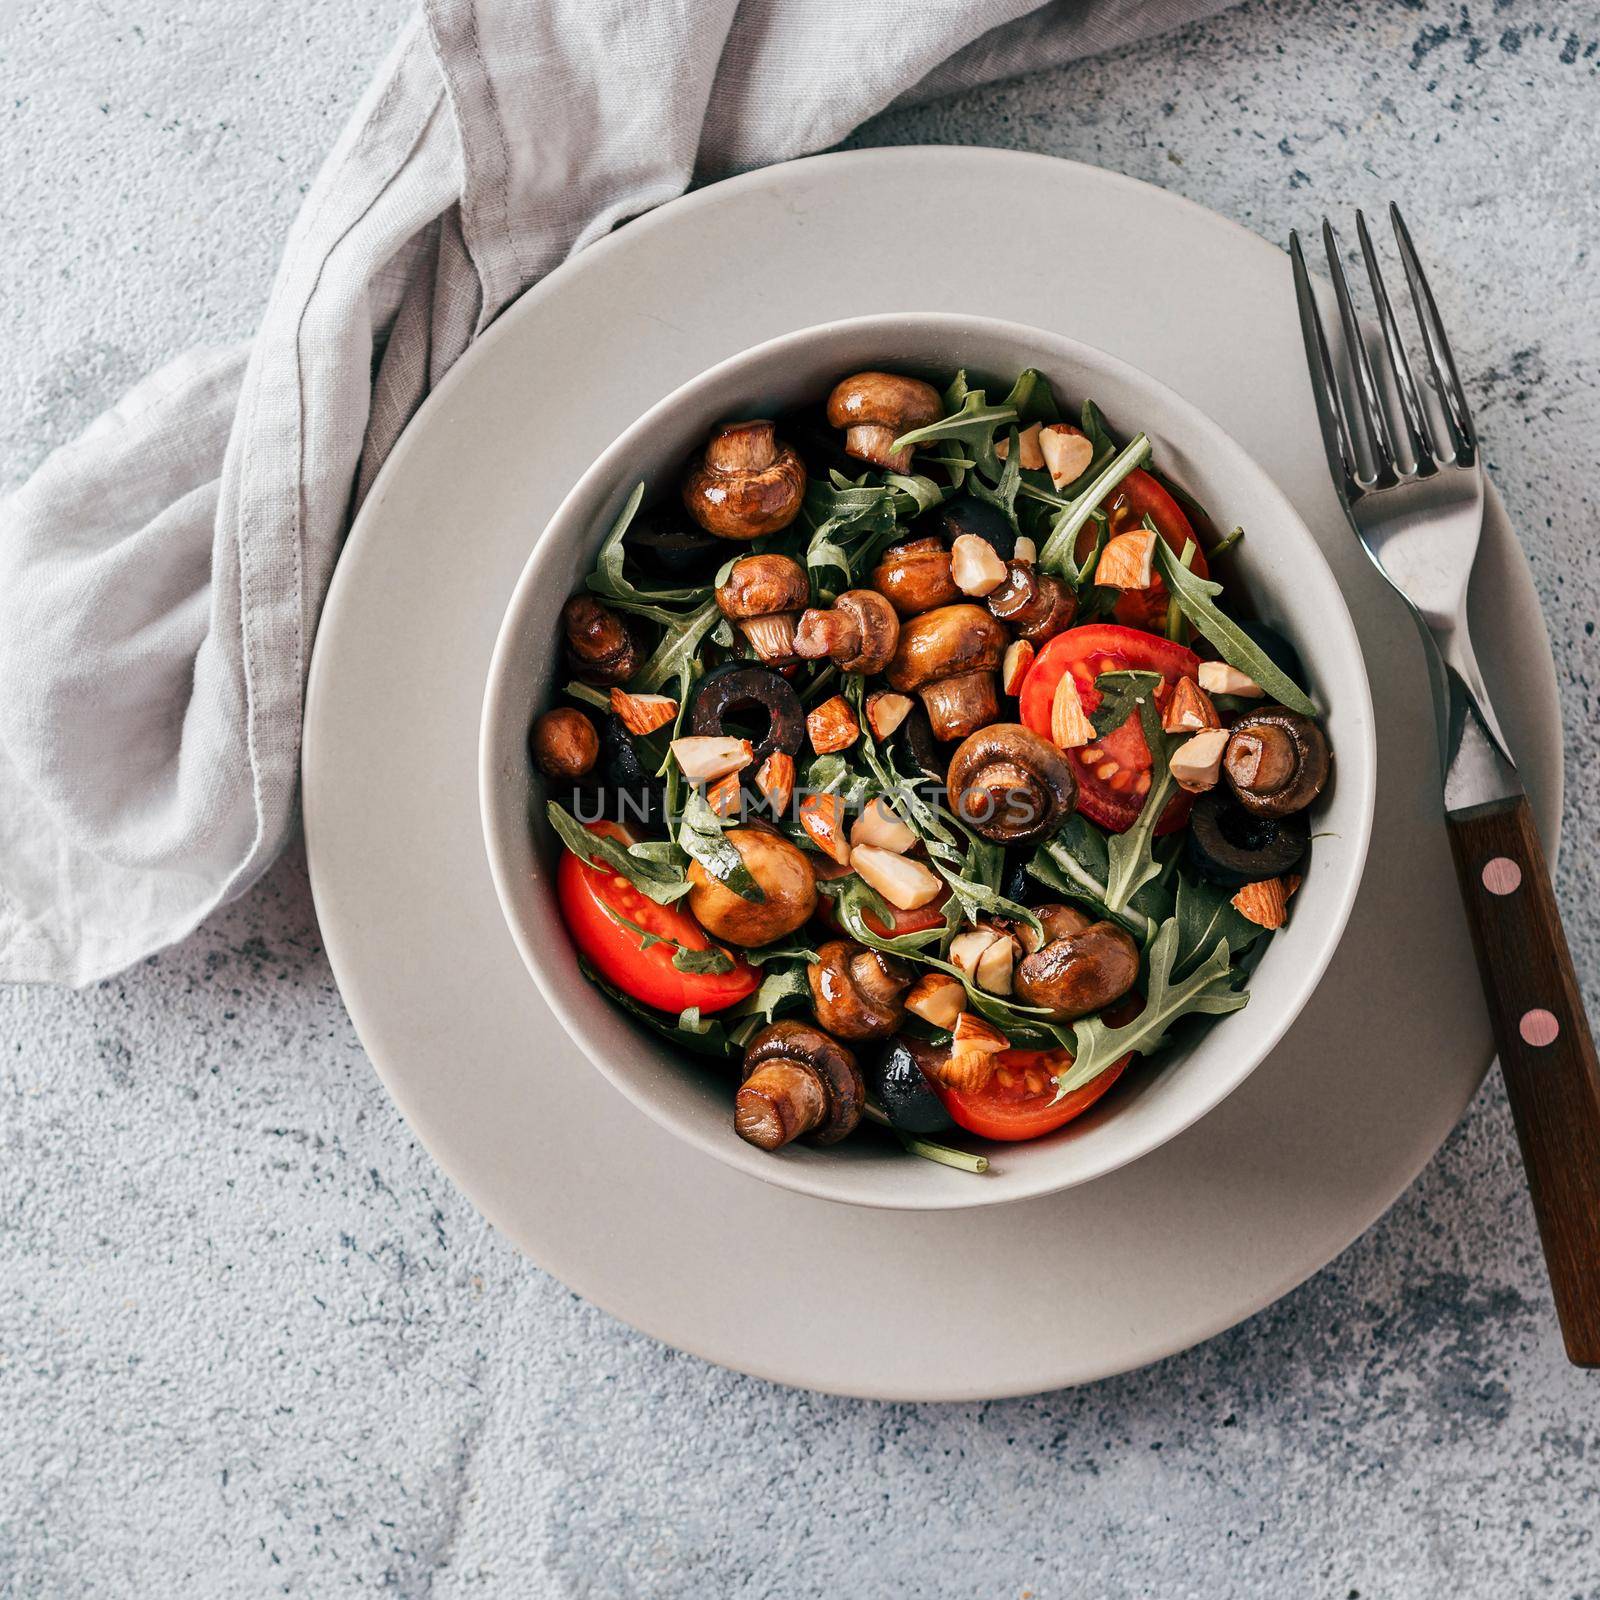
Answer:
[869,537,959,617]
[885,603,1009,743]
[985,560,1077,644]
[793,588,900,675]
[1223,709,1329,817]
[683,420,807,541]
[825,372,944,473]
[735,1020,864,1152]
[714,553,811,663]
[807,940,913,1040]
[945,724,1077,846]
[561,594,642,685]
[686,828,817,947]
[1013,904,1141,1022]
[530,707,599,779]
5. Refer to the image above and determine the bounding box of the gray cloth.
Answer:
[0,0,1232,985]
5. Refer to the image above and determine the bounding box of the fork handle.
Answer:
[1448,795,1600,1366]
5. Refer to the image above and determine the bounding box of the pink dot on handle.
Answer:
[1482,857,1522,895]
[1520,1009,1560,1047]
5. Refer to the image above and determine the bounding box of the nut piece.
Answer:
[851,797,916,855]
[754,751,795,816]
[799,793,852,865]
[806,695,861,756]
[670,734,754,783]
[1198,660,1265,698]
[562,595,641,686]
[1169,729,1231,793]
[1231,873,1302,931]
[530,708,599,779]
[706,772,743,818]
[950,533,1009,597]
[994,421,1046,470]
[936,1013,1011,1093]
[683,420,807,541]
[903,973,965,1031]
[946,723,1078,847]
[850,845,943,911]
[869,537,958,617]
[808,940,912,1040]
[865,691,914,742]
[687,828,817,947]
[1094,528,1156,590]
[1013,535,1038,564]
[609,688,678,736]
[1223,709,1329,817]
[886,603,1008,743]
[793,589,900,675]
[736,1020,863,1151]
[1002,639,1035,697]
[1038,424,1095,489]
[950,925,1017,996]
[1162,676,1220,734]
[1049,674,1095,749]
[715,553,810,662]
[826,372,944,473]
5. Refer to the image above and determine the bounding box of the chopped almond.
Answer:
[993,421,1045,470]
[1198,660,1265,698]
[850,845,942,911]
[1162,675,1221,734]
[974,932,1017,996]
[949,927,1003,983]
[952,1012,1009,1053]
[1231,875,1295,930]
[1169,729,1231,793]
[799,793,852,865]
[706,772,743,818]
[1094,528,1156,590]
[807,694,860,755]
[670,734,753,783]
[609,688,678,736]
[1039,424,1094,489]
[936,1049,998,1093]
[1012,535,1038,564]
[1050,673,1096,749]
[865,690,913,742]
[754,751,794,816]
[950,534,1008,597]
[850,797,916,855]
[904,974,964,1031]
[1002,638,1035,697]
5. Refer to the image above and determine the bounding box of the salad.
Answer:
[529,366,1331,1174]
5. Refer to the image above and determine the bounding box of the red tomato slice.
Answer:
[812,856,952,940]
[1074,468,1209,633]
[1018,623,1199,834]
[927,1047,1133,1142]
[557,820,758,1014]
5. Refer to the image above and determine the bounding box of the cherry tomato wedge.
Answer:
[1018,623,1199,834]
[926,1047,1133,1142]
[1074,468,1209,633]
[812,856,952,940]
[556,820,758,1014]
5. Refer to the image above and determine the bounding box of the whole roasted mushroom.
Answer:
[530,707,599,779]
[683,420,807,540]
[736,1020,864,1151]
[1013,904,1141,1022]
[561,594,641,686]
[825,372,943,473]
[714,553,811,662]
[1223,708,1329,817]
[807,940,913,1041]
[869,537,958,617]
[986,560,1078,644]
[686,827,816,947]
[946,723,1077,846]
[793,589,901,675]
[886,603,1009,743]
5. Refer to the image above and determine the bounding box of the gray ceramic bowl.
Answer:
[480,314,1375,1210]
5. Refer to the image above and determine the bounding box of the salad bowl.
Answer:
[480,313,1376,1210]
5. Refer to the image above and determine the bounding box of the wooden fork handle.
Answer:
[1448,794,1600,1366]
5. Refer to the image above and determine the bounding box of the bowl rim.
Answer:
[479,310,1377,1211]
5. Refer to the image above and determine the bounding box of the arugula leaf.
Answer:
[802,476,900,592]
[817,874,949,958]
[1037,433,1152,575]
[563,680,613,713]
[1002,368,1060,426]
[1174,873,1262,977]
[1079,399,1117,462]
[1103,692,1177,914]
[725,962,812,1025]
[966,424,1023,535]
[1027,815,1165,942]
[676,787,764,901]
[579,959,737,1057]
[1089,669,1163,740]
[882,472,949,517]
[1052,920,1250,1097]
[633,597,721,695]
[891,391,1017,478]
[1151,539,1318,715]
[546,801,690,904]
[584,483,713,607]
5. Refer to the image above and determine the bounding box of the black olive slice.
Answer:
[624,507,724,583]
[597,715,667,830]
[870,1037,956,1135]
[931,493,1017,560]
[895,702,948,782]
[1237,621,1307,688]
[1185,790,1309,888]
[687,664,803,762]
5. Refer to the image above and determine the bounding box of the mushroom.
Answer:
[945,724,1077,846]
[1222,709,1329,817]
[715,554,811,662]
[985,560,1078,645]
[1013,904,1141,1022]
[561,594,641,685]
[686,827,817,947]
[885,604,1008,743]
[530,707,599,779]
[793,588,900,674]
[735,1020,864,1152]
[683,420,807,541]
[869,537,958,617]
[807,940,913,1040]
[825,372,943,473]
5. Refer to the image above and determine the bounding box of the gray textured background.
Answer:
[4,1,1600,1595]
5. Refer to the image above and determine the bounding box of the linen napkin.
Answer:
[0,0,1234,986]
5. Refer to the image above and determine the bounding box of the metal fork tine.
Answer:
[1289,229,1364,506]
[1355,209,1434,476]
[1321,217,1397,487]
[1390,203,1477,466]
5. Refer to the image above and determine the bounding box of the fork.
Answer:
[1291,206,1600,1367]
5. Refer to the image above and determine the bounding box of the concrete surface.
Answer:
[4,1,1600,1594]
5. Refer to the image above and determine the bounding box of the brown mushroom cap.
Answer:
[825,372,944,475]
[1014,916,1140,1021]
[683,420,807,541]
[869,537,959,617]
[686,827,816,947]
[946,724,1077,846]
[793,589,901,676]
[530,707,599,779]
[737,1019,864,1150]
[807,940,911,1040]
[715,553,810,621]
[886,604,1008,694]
[562,594,641,686]
[1223,709,1329,817]
[987,562,1078,644]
